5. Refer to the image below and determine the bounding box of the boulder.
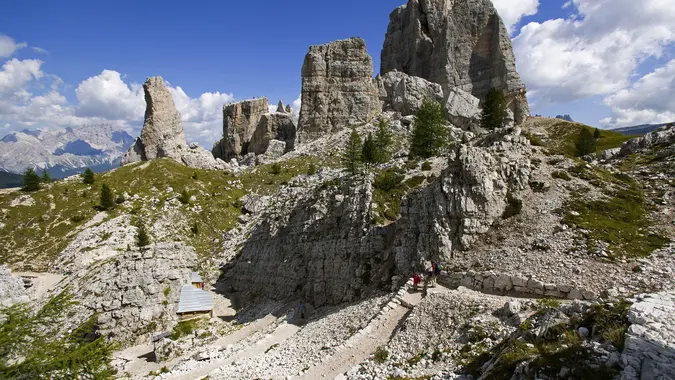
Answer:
[297,37,380,141]
[444,88,482,131]
[263,140,287,159]
[181,144,228,171]
[376,71,444,116]
[121,77,186,165]
[381,0,530,124]
[0,265,30,307]
[617,124,675,158]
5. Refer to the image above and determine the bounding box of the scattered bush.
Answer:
[99,184,115,211]
[82,168,95,184]
[136,222,150,247]
[115,193,126,204]
[552,171,572,181]
[178,188,190,204]
[373,346,389,364]
[522,131,544,146]
[529,181,549,193]
[22,168,41,192]
[342,128,363,175]
[70,214,86,223]
[306,163,318,176]
[421,161,432,171]
[270,163,282,175]
[190,222,199,235]
[170,319,199,340]
[405,175,426,189]
[536,298,562,309]
[373,168,405,192]
[575,127,597,157]
[41,170,52,183]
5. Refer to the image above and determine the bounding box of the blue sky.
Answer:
[1,0,674,146]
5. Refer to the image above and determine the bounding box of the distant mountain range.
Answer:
[0,171,23,189]
[612,122,673,136]
[0,124,135,179]
[555,114,574,122]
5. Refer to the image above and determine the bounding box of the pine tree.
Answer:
[481,88,507,130]
[22,168,41,192]
[410,99,449,159]
[41,170,51,183]
[375,118,393,164]
[362,133,378,170]
[82,168,95,184]
[342,127,363,175]
[136,222,150,247]
[575,127,597,156]
[99,184,115,210]
[593,128,601,139]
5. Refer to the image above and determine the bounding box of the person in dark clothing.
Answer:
[299,301,306,319]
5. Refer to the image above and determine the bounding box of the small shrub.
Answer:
[421,161,432,171]
[99,184,115,210]
[373,346,389,364]
[306,163,318,176]
[170,319,199,340]
[190,222,199,235]
[115,193,126,204]
[529,181,549,193]
[537,298,562,309]
[552,170,572,181]
[374,168,405,192]
[41,170,52,183]
[191,171,199,180]
[405,175,426,189]
[523,131,544,146]
[136,222,150,247]
[602,324,627,350]
[178,188,190,204]
[270,163,282,175]
[70,214,86,223]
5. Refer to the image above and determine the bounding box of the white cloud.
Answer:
[601,59,675,127]
[513,0,675,104]
[0,58,44,93]
[169,86,234,145]
[31,47,49,54]
[0,35,27,58]
[75,70,145,120]
[291,95,301,115]
[491,0,539,34]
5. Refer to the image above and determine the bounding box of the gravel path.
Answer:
[14,271,64,299]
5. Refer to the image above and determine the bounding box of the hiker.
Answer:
[413,273,421,291]
[299,301,306,319]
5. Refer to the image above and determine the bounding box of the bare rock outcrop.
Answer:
[381,0,530,124]
[221,129,531,308]
[121,77,186,165]
[212,98,296,160]
[276,100,285,113]
[297,37,380,141]
[0,265,30,307]
[54,243,197,345]
[376,70,444,116]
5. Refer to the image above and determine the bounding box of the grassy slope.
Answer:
[538,120,635,158]
[0,155,336,271]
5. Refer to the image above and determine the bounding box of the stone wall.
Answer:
[438,271,598,300]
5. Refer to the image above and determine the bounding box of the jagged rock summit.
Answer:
[297,37,380,142]
[122,77,186,164]
[381,0,530,124]
[212,97,296,161]
[121,76,227,170]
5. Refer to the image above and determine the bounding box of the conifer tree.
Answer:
[82,168,95,184]
[410,99,449,159]
[375,118,393,164]
[22,168,41,192]
[362,133,378,170]
[99,184,115,210]
[41,170,51,183]
[593,128,601,139]
[342,127,363,175]
[481,88,507,130]
[575,127,597,156]
[136,222,150,247]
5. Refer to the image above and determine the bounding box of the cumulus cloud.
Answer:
[0,59,44,93]
[0,35,27,58]
[601,59,675,127]
[491,0,539,34]
[75,70,145,120]
[169,86,234,145]
[291,96,301,115]
[513,0,675,103]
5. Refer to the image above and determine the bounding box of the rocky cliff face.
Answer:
[221,128,531,308]
[212,98,297,160]
[381,0,530,124]
[55,243,197,345]
[122,77,186,165]
[297,38,380,141]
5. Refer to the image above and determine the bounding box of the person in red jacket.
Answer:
[413,273,421,291]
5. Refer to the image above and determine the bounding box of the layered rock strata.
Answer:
[381,0,530,124]
[297,38,380,141]
[212,98,296,160]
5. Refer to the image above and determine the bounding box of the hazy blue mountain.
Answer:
[613,122,673,136]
